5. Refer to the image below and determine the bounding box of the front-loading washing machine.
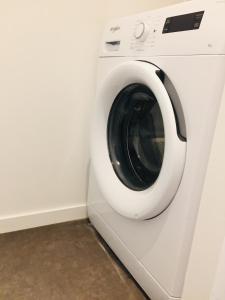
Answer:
[88,1,225,299]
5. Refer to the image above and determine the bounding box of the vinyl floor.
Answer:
[0,220,148,300]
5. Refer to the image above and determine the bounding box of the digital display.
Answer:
[162,11,204,34]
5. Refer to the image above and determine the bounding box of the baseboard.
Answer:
[0,204,87,234]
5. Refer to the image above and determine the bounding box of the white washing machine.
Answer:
[88,1,225,299]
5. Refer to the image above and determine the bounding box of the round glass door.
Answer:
[91,61,186,219]
[107,83,165,191]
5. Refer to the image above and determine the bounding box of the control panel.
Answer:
[162,11,204,34]
[129,15,160,52]
[101,0,225,57]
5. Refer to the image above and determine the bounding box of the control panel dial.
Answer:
[134,22,149,41]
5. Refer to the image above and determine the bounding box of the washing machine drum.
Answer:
[91,61,186,220]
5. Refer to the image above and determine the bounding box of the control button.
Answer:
[194,12,204,21]
[162,27,169,33]
[134,22,149,41]
[165,18,171,24]
[193,22,200,28]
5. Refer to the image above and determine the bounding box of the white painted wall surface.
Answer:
[0,0,181,233]
[210,236,225,300]
[182,87,225,300]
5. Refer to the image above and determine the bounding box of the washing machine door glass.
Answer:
[108,84,164,191]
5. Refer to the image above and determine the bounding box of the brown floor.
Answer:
[0,220,147,300]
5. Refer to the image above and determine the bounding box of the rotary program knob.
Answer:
[134,22,149,41]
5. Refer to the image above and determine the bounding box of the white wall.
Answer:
[104,0,180,18]
[0,0,181,233]
[182,87,225,300]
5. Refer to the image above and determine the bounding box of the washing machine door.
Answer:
[91,61,186,220]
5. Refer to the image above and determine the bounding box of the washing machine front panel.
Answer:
[89,54,225,299]
[91,61,186,220]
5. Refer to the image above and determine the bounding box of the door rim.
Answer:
[91,61,186,220]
